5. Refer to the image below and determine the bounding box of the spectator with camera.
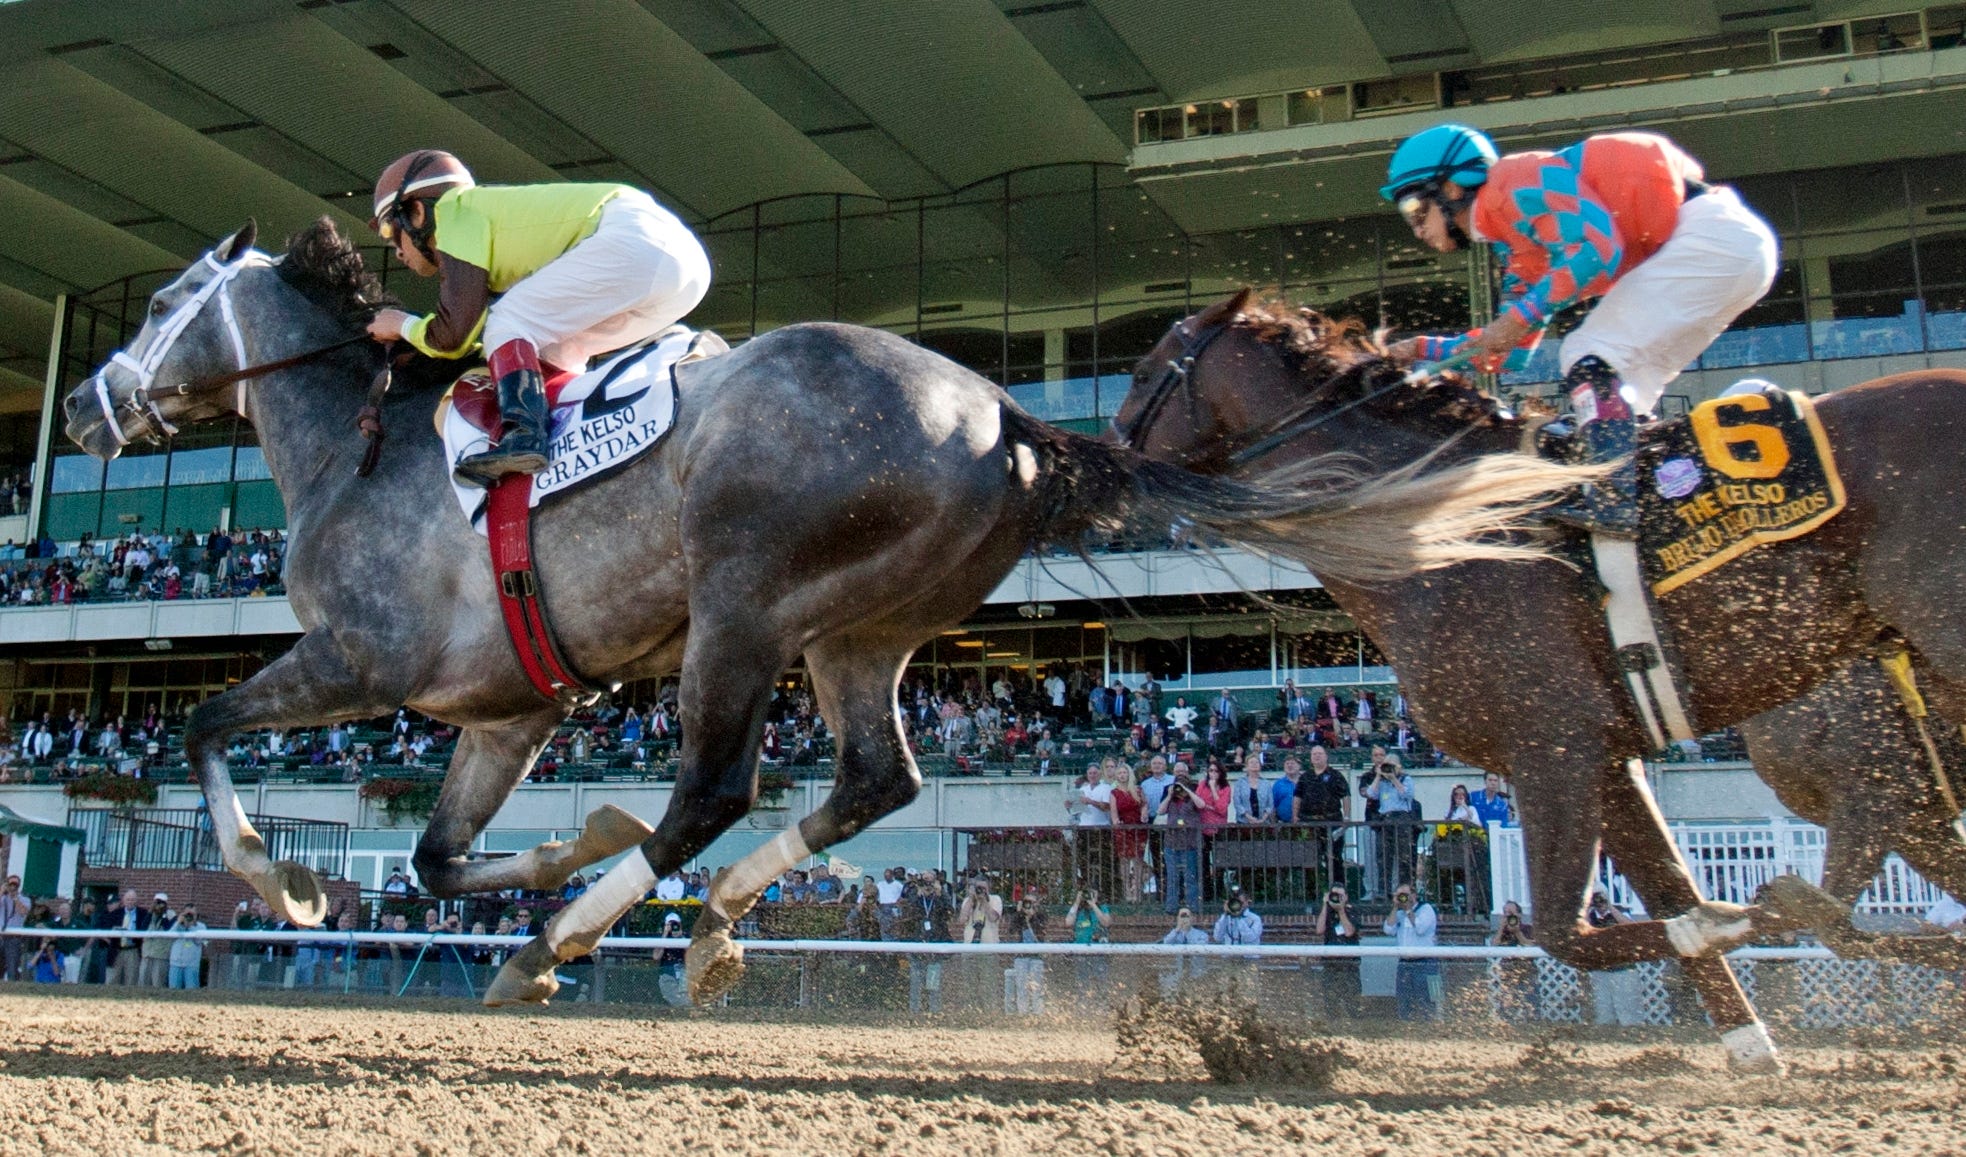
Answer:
[1489,899,1538,1020]
[903,873,955,1014]
[1313,883,1361,1019]
[1212,889,1263,999]
[1004,892,1050,1014]
[167,905,208,989]
[959,876,1002,944]
[1156,768,1206,915]
[1585,889,1644,1026]
[1365,755,1420,899]
[1158,906,1211,993]
[138,893,174,987]
[1382,883,1440,1021]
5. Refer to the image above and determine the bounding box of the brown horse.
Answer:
[1113,289,1966,1070]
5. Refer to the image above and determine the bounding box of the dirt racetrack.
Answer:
[0,988,1961,1155]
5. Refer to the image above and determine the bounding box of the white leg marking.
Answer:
[544,855,656,958]
[713,827,811,919]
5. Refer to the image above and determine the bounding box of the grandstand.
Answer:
[1,1,1963,933]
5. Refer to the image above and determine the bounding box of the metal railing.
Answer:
[67,806,349,878]
[951,820,1495,916]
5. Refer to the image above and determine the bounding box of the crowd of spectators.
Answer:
[0,527,284,605]
[1061,743,1517,914]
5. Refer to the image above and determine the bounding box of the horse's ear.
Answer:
[1197,287,1255,327]
[216,219,258,264]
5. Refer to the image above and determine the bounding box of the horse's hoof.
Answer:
[264,861,328,927]
[484,939,560,1007]
[686,930,745,1006]
[580,805,653,858]
[1756,873,1851,939]
[1721,1022,1785,1076]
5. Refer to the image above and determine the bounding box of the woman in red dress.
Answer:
[1110,762,1148,903]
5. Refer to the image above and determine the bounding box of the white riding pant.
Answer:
[1558,187,1779,416]
[483,190,713,372]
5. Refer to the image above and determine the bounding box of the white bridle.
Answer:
[94,250,267,446]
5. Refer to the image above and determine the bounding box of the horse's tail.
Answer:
[1001,407,1599,585]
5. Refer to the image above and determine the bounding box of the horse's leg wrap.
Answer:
[438,805,652,895]
[686,827,812,1005]
[484,853,656,1007]
[1662,903,1754,956]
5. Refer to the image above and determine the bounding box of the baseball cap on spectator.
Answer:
[153,892,169,901]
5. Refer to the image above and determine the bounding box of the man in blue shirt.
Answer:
[1471,770,1513,828]
[1138,755,1175,818]
[1271,757,1304,823]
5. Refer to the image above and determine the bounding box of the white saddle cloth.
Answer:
[440,327,727,531]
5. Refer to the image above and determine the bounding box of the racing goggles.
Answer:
[1393,184,1438,231]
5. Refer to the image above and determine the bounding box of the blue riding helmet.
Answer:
[1380,124,1499,200]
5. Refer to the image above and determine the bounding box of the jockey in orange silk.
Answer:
[1381,125,1779,536]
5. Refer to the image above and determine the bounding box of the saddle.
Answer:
[436,326,728,529]
[1533,385,1848,751]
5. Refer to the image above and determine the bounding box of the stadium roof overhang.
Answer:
[0,0,1957,404]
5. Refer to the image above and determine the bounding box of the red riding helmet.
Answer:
[370,149,474,232]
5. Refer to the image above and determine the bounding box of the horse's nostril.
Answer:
[61,390,81,423]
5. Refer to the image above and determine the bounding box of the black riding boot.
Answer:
[1547,355,1639,536]
[455,339,551,489]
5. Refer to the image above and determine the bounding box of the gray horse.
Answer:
[64,219,1590,1005]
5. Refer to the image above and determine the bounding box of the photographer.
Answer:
[1003,893,1049,1014]
[958,877,1002,945]
[1364,756,1419,900]
[1313,884,1361,1020]
[1158,906,1210,993]
[1381,884,1440,1022]
[167,905,208,990]
[903,874,954,1015]
[1212,889,1264,1000]
[1490,900,1538,1021]
[1155,769,1205,915]
[1585,890,1643,1026]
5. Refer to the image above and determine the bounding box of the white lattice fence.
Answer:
[1486,818,1957,918]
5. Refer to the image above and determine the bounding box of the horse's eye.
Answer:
[150,299,168,318]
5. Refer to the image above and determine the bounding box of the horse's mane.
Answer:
[1231,298,1504,428]
[276,217,393,329]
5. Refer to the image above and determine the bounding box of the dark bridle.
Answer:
[1114,309,1459,467]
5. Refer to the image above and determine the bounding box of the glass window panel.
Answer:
[1790,165,1909,236]
[753,214,837,330]
[1010,169,1094,309]
[920,201,1004,321]
[1097,177,1187,314]
[1933,5,1966,50]
[1189,229,1278,299]
[167,445,233,487]
[103,452,166,490]
[915,326,1005,382]
[1282,218,1383,298]
[838,207,918,326]
[1702,263,1808,368]
[50,453,103,494]
[1775,23,1851,62]
[234,445,271,482]
[1850,13,1923,53]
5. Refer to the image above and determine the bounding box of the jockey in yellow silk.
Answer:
[365,150,712,488]
[1379,125,1779,536]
